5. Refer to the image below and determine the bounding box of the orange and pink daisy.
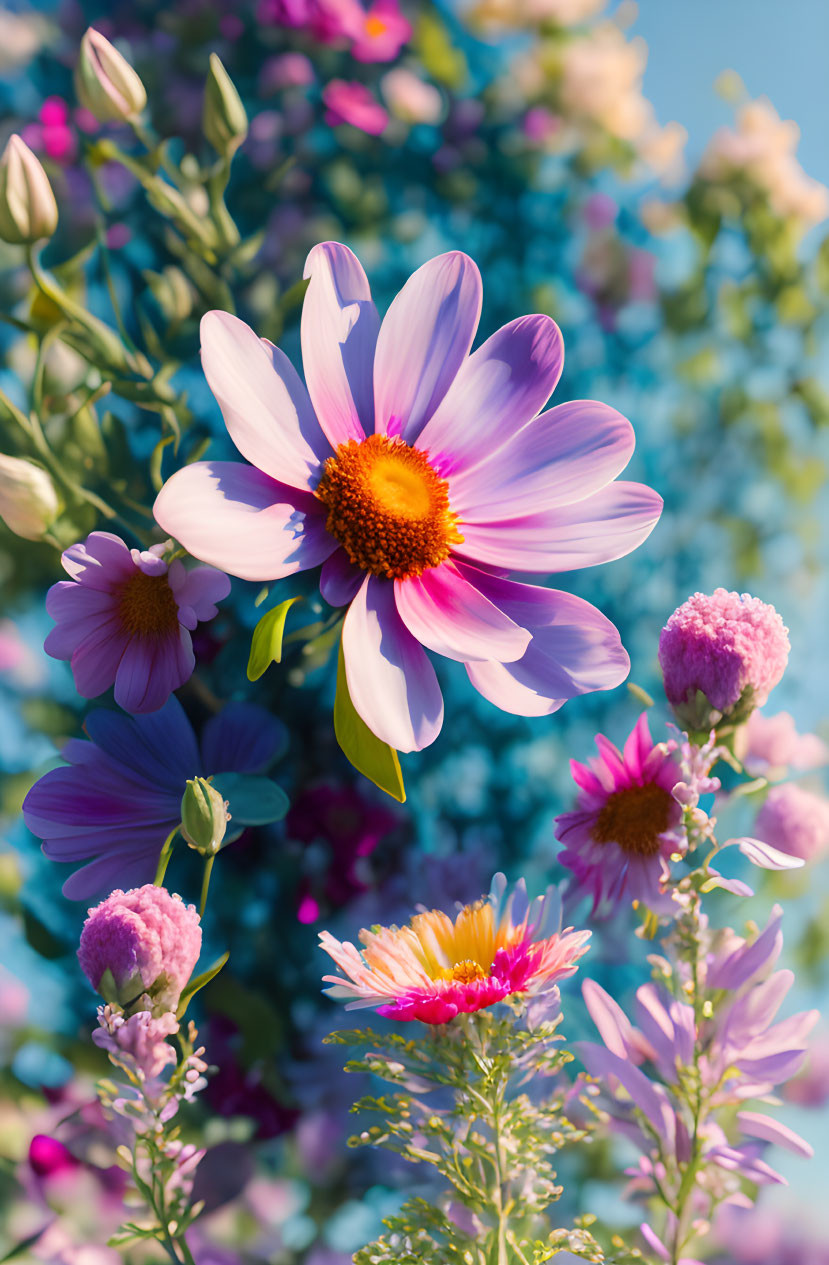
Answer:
[319,873,590,1024]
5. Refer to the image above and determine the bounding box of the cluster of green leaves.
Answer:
[326,1007,602,1265]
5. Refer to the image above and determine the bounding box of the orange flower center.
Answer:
[364,14,388,36]
[590,782,675,857]
[315,434,463,580]
[117,570,179,638]
[437,959,488,984]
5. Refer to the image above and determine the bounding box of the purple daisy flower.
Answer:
[44,532,231,714]
[22,697,286,900]
[555,712,684,915]
[153,243,662,752]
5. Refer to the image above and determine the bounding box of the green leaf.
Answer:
[210,772,289,825]
[177,950,230,1019]
[149,433,176,493]
[246,597,301,681]
[333,640,405,803]
[627,682,655,709]
[0,1230,47,1262]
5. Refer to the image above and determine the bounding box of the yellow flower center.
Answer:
[590,782,675,857]
[315,434,463,580]
[117,570,179,638]
[437,959,488,984]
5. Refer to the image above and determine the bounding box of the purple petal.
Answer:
[168,560,231,625]
[583,979,642,1062]
[707,905,783,990]
[416,314,563,475]
[703,872,755,898]
[84,697,201,787]
[60,845,164,901]
[461,568,629,715]
[725,836,806,871]
[319,549,364,607]
[201,702,286,774]
[639,1226,670,1262]
[576,1042,675,1147]
[302,242,378,446]
[374,252,482,444]
[60,532,133,589]
[46,581,117,623]
[342,575,444,752]
[708,1144,785,1186]
[69,617,129,699]
[737,1111,813,1158]
[393,561,531,664]
[455,481,663,573]
[200,310,331,490]
[113,629,193,714]
[448,399,635,521]
[153,461,337,582]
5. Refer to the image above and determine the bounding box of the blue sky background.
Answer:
[633,0,829,183]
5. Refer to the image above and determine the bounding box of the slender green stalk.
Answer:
[199,854,215,919]
[154,828,178,886]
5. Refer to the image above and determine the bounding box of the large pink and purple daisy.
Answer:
[154,243,662,751]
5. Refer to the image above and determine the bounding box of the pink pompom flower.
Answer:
[78,884,202,1014]
[153,243,661,752]
[555,713,684,916]
[44,532,230,714]
[753,783,829,863]
[658,589,790,732]
[320,872,590,1024]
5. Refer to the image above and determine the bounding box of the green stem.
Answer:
[199,854,215,919]
[154,828,178,886]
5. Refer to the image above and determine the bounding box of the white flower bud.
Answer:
[203,53,248,159]
[75,28,147,124]
[0,454,59,540]
[0,136,58,246]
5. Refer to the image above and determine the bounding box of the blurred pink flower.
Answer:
[322,80,389,134]
[350,0,411,62]
[381,67,443,124]
[753,783,829,863]
[740,709,829,779]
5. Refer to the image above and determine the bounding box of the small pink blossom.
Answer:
[93,1007,179,1082]
[322,80,388,135]
[740,709,829,779]
[350,0,411,62]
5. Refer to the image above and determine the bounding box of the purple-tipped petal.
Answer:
[576,1042,675,1147]
[154,461,337,582]
[707,905,783,990]
[374,252,482,444]
[416,314,563,474]
[737,1111,813,1158]
[200,310,331,490]
[168,560,230,625]
[455,481,663,573]
[319,549,364,608]
[460,567,629,715]
[302,242,378,446]
[448,399,634,521]
[342,575,444,752]
[393,561,531,664]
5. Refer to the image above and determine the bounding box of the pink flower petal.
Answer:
[200,310,331,490]
[583,979,642,1061]
[342,574,443,752]
[725,836,806,870]
[459,567,629,715]
[416,314,563,476]
[455,481,663,573]
[167,560,230,623]
[302,241,379,446]
[374,252,482,444]
[153,461,337,582]
[393,560,531,664]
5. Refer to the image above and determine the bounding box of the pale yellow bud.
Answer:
[75,27,147,123]
[203,53,248,159]
[0,136,58,246]
[0,454,59,540]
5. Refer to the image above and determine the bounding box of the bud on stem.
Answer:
[0,136,58,246]
[0,454,59,541]
[203,54,248,159]
[76,28,147,124]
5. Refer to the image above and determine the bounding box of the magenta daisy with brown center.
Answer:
[554,713,684,916]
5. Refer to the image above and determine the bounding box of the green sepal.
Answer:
[333,640,405,803]
[176,950,230,1019]
[246,596,301,681]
